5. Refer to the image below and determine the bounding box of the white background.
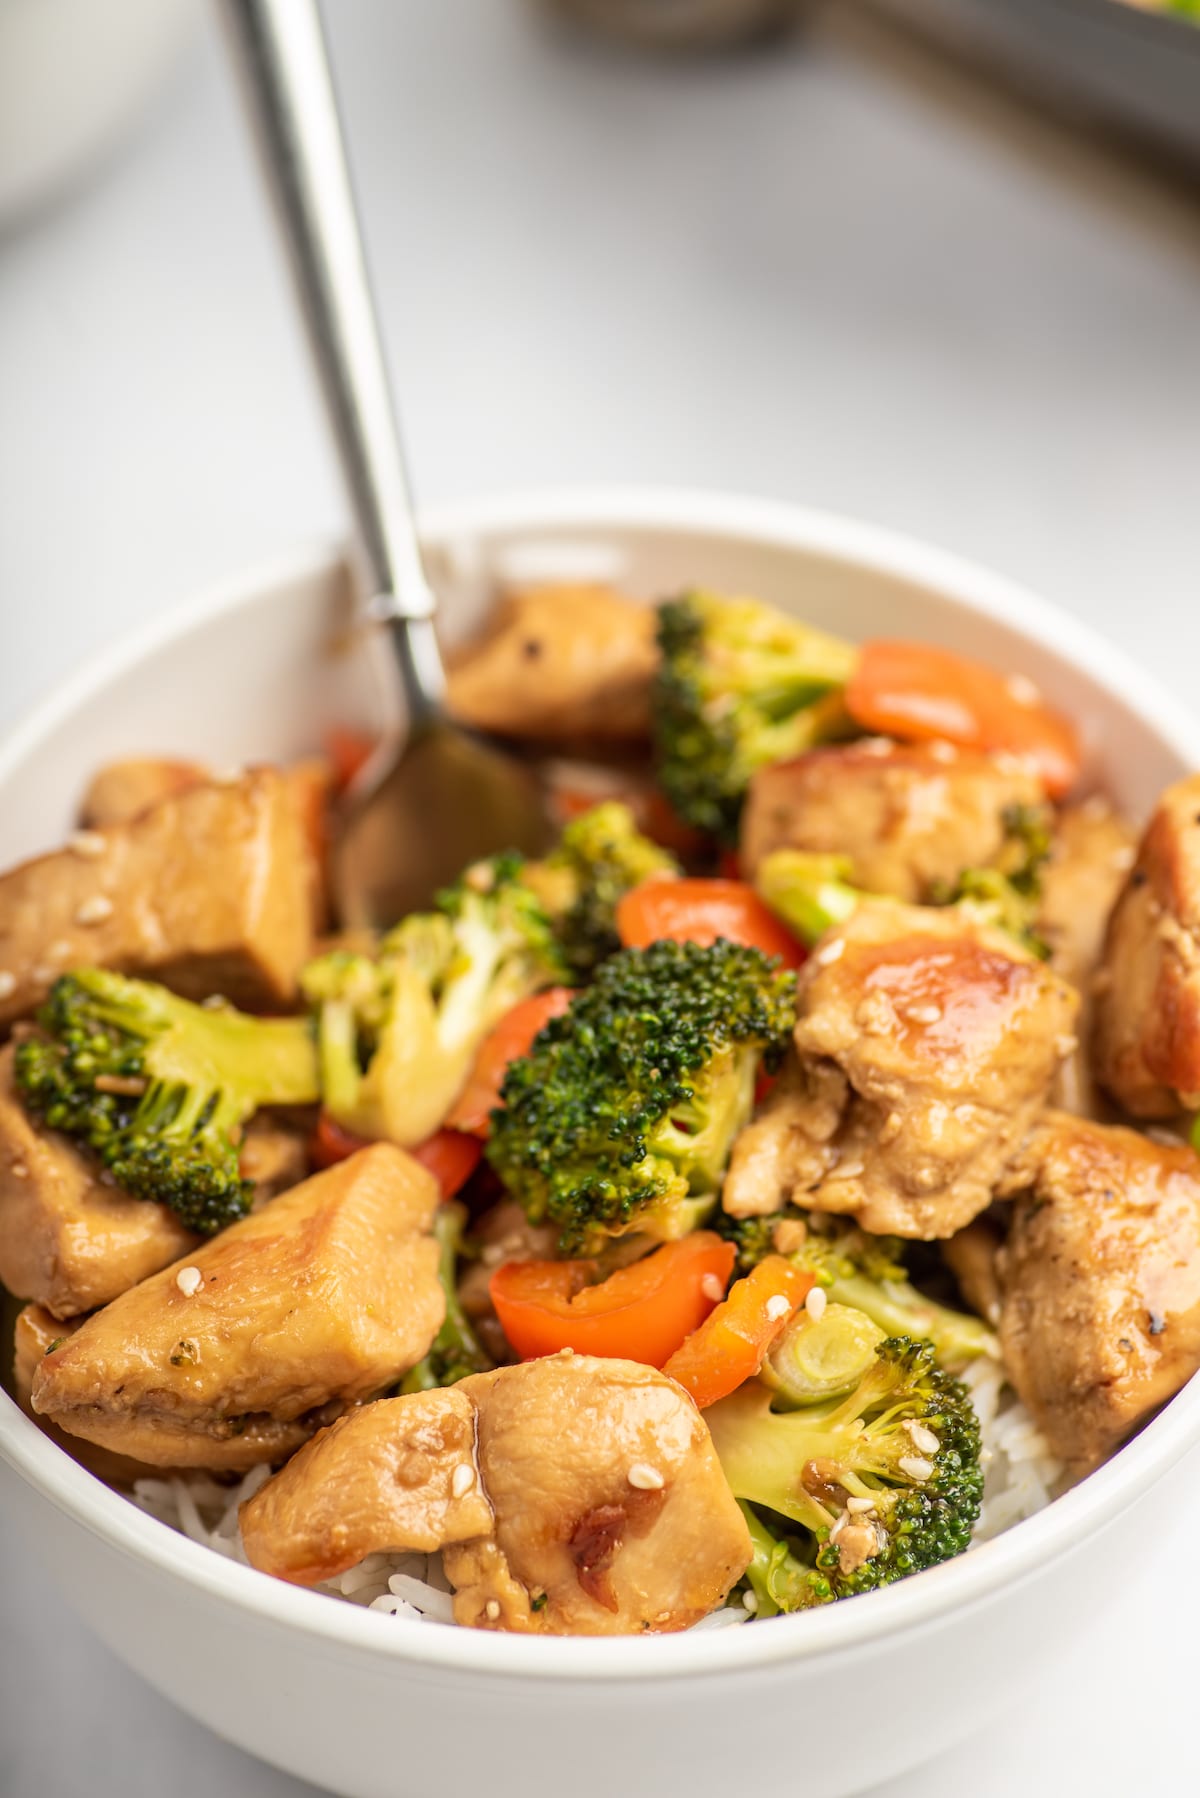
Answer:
[2,3,1200,1792]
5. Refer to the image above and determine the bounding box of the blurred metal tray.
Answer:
[869,0,1200,168]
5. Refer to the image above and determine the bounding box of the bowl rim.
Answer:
[3,482,1200,1685]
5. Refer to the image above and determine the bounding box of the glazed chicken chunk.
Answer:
[241,1355,752,1635]
[446,583,657,742]
[984,1113,1200,1470]
[31,1144,444,1471]
[0,1043,198,1318]
[739,739,1047,901]
[1093,773,1200,1116]
[1035,797,1135,987]
[0,768,320,1028]
[723,899,1079,1238]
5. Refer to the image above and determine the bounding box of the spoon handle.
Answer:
[220,0,445,716]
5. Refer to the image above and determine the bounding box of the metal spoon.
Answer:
[221,0,554,929]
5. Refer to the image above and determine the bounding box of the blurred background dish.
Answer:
[0,0,199,229]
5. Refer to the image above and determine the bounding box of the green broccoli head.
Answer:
[708,1336,983,1610]
[401,1201,493,1393]
[929,803,1055,960]
[487,937,796,1254]
[523,802,680,979]
[15,970,320,1234]
[302,852,567,1149]
[721,1209,996,1371]
[654,591,857,844]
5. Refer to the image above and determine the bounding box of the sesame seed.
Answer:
[813,937,846,967]
[858,738,892,757]
[898,1454,935,1482]
[1005,673,1041,707]
[485,1600,501,1621]
[700,1273,725,1302]
[1110,845,1136,872]
[905,1420,940,1456]
[68,830,106,859]
[451,1463,475,1498]
[628,1462,665,1491]
[48,940,73,962]
[175,1266,203,1297]
[926,740,957,764]
[906,1003,942,1025]
[557,1346,575,1358]
[481,1244,506,1267]
[1055,1034,1078,1058]
[845,1495,875,1513]
[75,894,113,926]
[31,965,54,985]
[834,1160,865,1180]
[742,1588,759,1613]
[805,1286,828,1321]
[10,1161,27,1180]
[764,1294,790,1322]
[0,971,14,1000]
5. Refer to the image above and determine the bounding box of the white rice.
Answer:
[127,1357,1062,1629]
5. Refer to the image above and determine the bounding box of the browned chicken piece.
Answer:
[941,1219,1004,1327]
[0,768,320,1028]
[239,1114,311,1206]
[31,1143,444,1471]
[987,1112,1200,1470]
[0,1043,197,1318]
[1093,774,1200,1117]
[740,739,1046,900]
[78,757,206,828]
[241,1354,751,1635]
[446,584,656,742]
[723,900,1079,1238]
[1036,798,1136,986]
[12,1304,168,1485]
[1034,797,1136,1117]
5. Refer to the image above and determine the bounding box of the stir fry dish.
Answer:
[3,578,1199,1637]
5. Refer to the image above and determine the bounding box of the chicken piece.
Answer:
[990,1112,1200,1470]
[941,1219,1004,1327]
[0,1043,197,1318]
[11,1304,167,1486]
[78,757,205,828]
[740,739,1046,900]
[31,1143,443,1471]
[0,768,320,1028]
[1036,798,1136,987]
[1034,797,1136,1117]
[240,1354,751,1635]
[723,900,1079,1238]
[1093,774,1200,1117]
[446,584,656,742]
[239,1114,311,1206]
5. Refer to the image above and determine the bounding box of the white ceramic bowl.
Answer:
[3,490,1199,1798]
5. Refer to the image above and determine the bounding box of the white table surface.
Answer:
[2,3,1200,1793]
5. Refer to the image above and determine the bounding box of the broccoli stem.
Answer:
[754,852,862,947]
[738,1501,813,1618]
[822,1267,996,1371]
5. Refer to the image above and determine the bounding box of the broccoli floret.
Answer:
[15,970,319,1234]
[929,803,1054,959]
[723,1211,996,1370]
[487,937,796,1255]
[522,802,679,978]
[302,852,566,1149]
[401,1201,493,1392]
[654,592,857,845]
[708,1336,983,1610]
